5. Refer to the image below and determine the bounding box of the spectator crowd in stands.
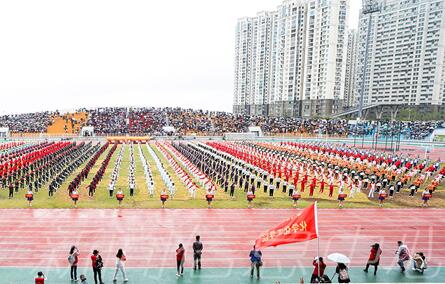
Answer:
[0,111,55,133]
[0,107,443,139]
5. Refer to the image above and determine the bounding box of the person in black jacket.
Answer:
[193,235,203,270]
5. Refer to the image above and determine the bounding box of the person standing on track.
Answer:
[396,241,410,272]
[113,248,128,282]
[364,243,382,275]
[249,245,262,279]
[311,257,326,282]
[68,245,80,281]
[176,243,185,277]
[91,250,104,284]
[193,235,203,270]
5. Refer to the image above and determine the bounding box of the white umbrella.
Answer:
[327,253,350,264]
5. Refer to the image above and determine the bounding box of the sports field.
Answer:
[0,208,443,283]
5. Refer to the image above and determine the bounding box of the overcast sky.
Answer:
[0,0,360,115]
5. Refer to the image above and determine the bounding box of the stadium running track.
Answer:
[0,208,444,283]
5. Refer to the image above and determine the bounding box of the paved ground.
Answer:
[0,208,443,283]
[1,267,444,283]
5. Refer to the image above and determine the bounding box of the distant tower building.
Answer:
[251,12,274,116]
[233,17,253,115]
[354,0,445,112]
[233,0,349,118]
[344,30,358,108]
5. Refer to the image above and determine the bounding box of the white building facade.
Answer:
[344,30,358,108]
[233,0,349,118]
[354,0,445,110]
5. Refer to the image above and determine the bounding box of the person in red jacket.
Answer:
[319,179,325,193]
[311,257,326,282]
[91,250,104,284]
[300,180,305,193]
[364,243,382,275]
[176,243,185,277]
[35,271,46,284]
[309,182,316,197]
[329,183,335,198]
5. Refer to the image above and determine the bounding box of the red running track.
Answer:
[0,208,443,268]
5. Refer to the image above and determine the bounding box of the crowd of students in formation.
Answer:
[137,142,154,196]
[146,143,176,199]
[1,139,443,209]
[128,143,136,196]
[108,143,124,198]
[1,107,442,139]
[166,140,443,208]
[0,141,105,203]
[33,238,428,284]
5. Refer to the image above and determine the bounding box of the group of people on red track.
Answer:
[33,236,204,284]
[305,241,427,283]
[31,237,429,283]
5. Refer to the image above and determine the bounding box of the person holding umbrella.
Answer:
[335,263,350,283]
[328,253,350,283]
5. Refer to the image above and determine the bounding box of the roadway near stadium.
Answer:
[0,208,444,283]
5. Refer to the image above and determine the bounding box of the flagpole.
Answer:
[314,201,320,279]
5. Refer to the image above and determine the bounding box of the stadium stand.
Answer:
[0,107,443,139]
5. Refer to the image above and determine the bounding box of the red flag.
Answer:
[255,203,318,248]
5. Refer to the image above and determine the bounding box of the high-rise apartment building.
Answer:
[233,0,349,118]
[354,0,445,110]
[344,30,358,108]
